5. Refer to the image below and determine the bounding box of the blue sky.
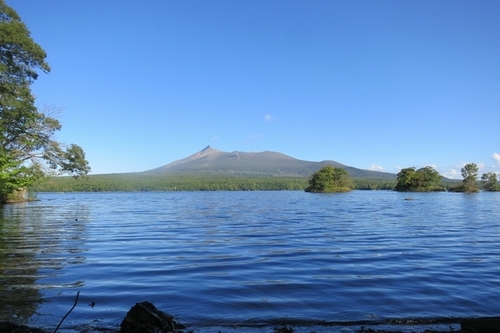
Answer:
[9,1,500,178]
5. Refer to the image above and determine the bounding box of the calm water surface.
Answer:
[1,191,499,332]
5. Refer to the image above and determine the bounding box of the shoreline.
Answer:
[0,314,500,333]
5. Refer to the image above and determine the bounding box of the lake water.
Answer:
[0,191,499,332]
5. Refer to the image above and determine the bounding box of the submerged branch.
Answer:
[53,291,80,333]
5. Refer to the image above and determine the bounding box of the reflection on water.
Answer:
[0,203,41,322]
[0,201,89,323]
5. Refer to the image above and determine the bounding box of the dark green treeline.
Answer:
[30,174,397,192]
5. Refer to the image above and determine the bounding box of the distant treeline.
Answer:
[30,174,400,192]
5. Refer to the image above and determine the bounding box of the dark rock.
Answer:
[0,322,48,333]
[274,326,294,333]
[120,301,186,333]
[460,317,500,333]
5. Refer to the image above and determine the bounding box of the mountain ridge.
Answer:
[144,146,396,180]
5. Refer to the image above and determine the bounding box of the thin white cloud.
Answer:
[493,152,500,164]
[442,168,461,179]
[369,164,384,171]
[442,162,485,179]
[264,114,276,122]
[211,136,218,142]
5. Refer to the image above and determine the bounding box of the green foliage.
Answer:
[30,173,398,193]
[0,0,50,89]
[31,174,310,192]
[353,178,396,190]
[395,167,417,191]
[0,0,89,202]
[461,163,479,193]
[461,163,478,182]
[395,166,443,192]
[0,150,42,197]
[305,166,353,193]
[481,172,499,192]
[448,163,480,193]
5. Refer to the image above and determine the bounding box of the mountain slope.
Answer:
[145,146,396,180]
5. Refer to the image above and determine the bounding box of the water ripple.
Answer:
[1,191,499,331]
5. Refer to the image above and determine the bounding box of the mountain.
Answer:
[144,146,396,180]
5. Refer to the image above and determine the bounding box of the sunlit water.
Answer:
[1,191,499,332]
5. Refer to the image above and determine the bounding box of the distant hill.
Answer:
[144,146,396,180]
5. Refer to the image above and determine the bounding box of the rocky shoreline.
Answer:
[1,302,499,333]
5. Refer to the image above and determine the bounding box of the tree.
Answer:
[395,167,417,191]
[395,166,443,192]
[305,166,353,193]
[415,166,442,189]
[1,0,90,203]
[481,172,498,192]
[461,163,479,193]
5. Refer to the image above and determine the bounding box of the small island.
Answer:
[303,163,499,194]
[305,166,354,193]
[395,163,499,193]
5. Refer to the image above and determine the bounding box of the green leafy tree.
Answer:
[461,163,479,193]
[395,167,417,191]
[1,0,90,203]
[415,166,442,190]
[481,172,498,192]
[305,166,353,193]
[395,166,442,191]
